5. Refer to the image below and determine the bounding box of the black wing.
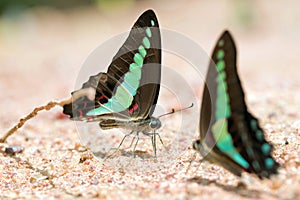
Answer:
[63,9,161,121]
[200,30,279,178]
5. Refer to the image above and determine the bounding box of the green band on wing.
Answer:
[255,130,263,141]
[216,78,230,119]
[216,60,225,72]
[265,158,275,169]
[122,81,136,96]
[138,45,147,58]
[212,119,250,169]
[86,35,149,116]
[217,49,225,60]
[134,53,143,67]
[250,119,264,142]
[261,143,271,155]
[146,27,152,38]
[125,72,140,89]
[215,66,226,84]
[113,85,132,107]
[87,83,134,116]
[86,104,111,116]
[250,119,257,129]
[129,63,139,71]
[143,37,151,49]
[215,48,231,120]
[151,20,155,26]
[130,67,142,80]
[218,71,226,81]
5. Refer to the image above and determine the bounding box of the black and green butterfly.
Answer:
[63,9,163,156]
[193,30,279,178]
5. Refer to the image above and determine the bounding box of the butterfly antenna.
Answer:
[0,97,72,143]
[158,103,194,119]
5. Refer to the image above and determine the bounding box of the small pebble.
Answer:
[285,140,289,145]
[5,146,24,154]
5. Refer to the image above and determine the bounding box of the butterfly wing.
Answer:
[125,9,161,119]
[63,9,161,122]
[198,30,279,178]
[198,30,246,176]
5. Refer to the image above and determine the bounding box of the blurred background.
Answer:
[1,2,300,198]
[1,0,299,121]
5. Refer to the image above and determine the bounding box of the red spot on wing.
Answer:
[133,103,139,110]
[129,103,139,114]
[97,94,108,101]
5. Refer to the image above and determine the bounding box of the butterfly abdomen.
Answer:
[99,119,123,130]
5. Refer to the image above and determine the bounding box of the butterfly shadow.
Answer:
[93,148,155,160]
[188,176,279,199]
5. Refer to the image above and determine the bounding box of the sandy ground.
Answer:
[1,1,300,199]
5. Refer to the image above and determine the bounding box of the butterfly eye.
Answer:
[192,140,201,150]
[150,119,161,129]
[150,120,157,129]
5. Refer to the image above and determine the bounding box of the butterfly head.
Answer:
[149,117,161,131]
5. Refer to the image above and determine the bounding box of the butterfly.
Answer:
[63,9,163,156]
[193,30,279,178]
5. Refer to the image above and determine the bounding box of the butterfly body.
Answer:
[193,30,279,178]
[63,10,163,155]
[99,116,161,134]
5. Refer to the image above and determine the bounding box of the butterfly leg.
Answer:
[151,132,157,156]
[122,132,140,167]
[131,132,140,158]
[105,131,134,159]
[154,132,166,151]
[156,132,165,148]
[146,131,165,156]
[123,136,136,150]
